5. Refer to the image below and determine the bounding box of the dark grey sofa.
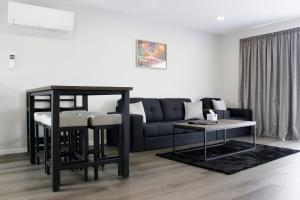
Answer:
[107,98,252,152]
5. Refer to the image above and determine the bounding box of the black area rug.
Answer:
[157,140,299,175]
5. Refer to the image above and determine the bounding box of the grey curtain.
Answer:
[239,27,300,140]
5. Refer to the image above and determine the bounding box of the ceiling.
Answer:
[39,0,300,34]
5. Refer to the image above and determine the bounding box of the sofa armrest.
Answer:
[227,108,252,120]
[203,109,230,119]
[130,114,144,152]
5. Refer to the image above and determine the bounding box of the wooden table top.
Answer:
[27,85,133,93]
[173,119,256,131]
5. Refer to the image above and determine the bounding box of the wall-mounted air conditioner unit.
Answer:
[7,1,74,32]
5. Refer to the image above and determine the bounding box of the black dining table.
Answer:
[26,85,132,192]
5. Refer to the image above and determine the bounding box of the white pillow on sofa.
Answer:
[184,101,204,120]
[212,99,227,110]
[129,101,146,123]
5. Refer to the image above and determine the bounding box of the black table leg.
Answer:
[82,95,88,110]
[26,92,29,153]
[44,126,49,175]
[94,128,99,180]
[35,122,40,164]
[120,90,129,178]
[100,129,105,169]
[83,128,89,181]
[28,93,35,164]
[118,125,122,176]
[51,91,60,192]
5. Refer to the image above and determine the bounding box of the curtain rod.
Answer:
[240,27,300,42]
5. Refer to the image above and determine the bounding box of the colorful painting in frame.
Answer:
[136,40,167,69]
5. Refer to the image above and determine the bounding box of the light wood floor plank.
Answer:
[0,137,300,200]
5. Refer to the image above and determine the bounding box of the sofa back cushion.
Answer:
[201,97,221,110]
[142,98,164,122]
[118,98,163,122]
[160,98,191,121]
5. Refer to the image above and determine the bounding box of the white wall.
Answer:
[219,17,300,107]
[0,0,220,154]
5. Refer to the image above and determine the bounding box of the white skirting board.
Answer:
[0,148,27,155]
[0,131,107,156]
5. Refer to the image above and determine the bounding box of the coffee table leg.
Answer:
[253,124,256,148]
[204,130,207,161]
[224,129,227,144]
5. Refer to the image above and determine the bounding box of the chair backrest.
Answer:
[34,95,84,112]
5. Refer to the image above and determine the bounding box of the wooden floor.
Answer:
[1,137,300,200]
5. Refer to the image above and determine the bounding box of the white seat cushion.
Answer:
[87,113,122,126]
[62,110,89,114]
[34,112,50,123]
[39,112,88,127]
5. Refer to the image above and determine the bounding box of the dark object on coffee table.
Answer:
[188,119,217,125]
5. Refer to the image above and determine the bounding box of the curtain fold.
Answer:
[239,27,300,139]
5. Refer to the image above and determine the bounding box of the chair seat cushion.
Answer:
[62,110,89,114]
[39,112,88,127]
[87,113,122,126]
[34,112,49,123]
[143,121,187,137]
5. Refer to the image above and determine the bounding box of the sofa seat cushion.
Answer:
[160,98,191,121]
[143,121,186,137]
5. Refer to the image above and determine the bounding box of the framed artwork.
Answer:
[136,40,167,69]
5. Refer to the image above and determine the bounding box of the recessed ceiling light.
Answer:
[217,16,225,21]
